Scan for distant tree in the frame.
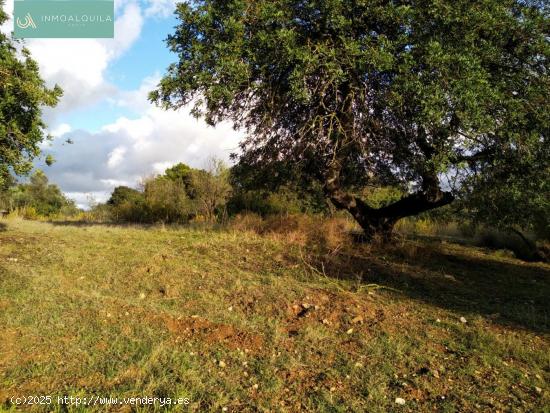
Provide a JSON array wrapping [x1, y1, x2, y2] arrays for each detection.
[[143, 176, 193, 223], [0, 3, 62, 187], [192, 158, 232, 221], [462, 140, 549, 260], [152, 0, 549, 240], [164, 163, 196, 196], [107, 186, 143, 207], [7, 170, 77, 216]]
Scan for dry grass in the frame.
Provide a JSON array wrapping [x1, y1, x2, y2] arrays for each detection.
[[0, 217, 548, 412]]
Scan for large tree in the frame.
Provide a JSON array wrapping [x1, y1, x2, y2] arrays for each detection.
[[0, 3, 62, 187], [151, 0, 549, 239]]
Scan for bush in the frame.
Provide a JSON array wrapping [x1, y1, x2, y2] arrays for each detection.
[[0, 170, 78, 218]]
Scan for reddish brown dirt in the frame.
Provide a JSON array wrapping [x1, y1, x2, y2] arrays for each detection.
[[162, 315, 264, 353]]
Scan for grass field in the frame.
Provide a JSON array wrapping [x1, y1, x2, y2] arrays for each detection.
[[0, 218, 548, 412]]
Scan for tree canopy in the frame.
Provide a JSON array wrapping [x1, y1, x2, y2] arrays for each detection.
[[152, 0, 549, 239], [0, 3, 62, 187], [0, 170, 77, 216]]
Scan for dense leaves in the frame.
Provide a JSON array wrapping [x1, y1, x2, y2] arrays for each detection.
[[0, 3, 62, 187], [106, 161, 232, 223], [152, 0, 549, 238]]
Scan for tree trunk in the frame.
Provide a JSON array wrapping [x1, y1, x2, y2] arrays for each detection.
[[324, 164, 454, 242]]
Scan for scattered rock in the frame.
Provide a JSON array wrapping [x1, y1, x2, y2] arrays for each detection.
[[535, 386, 542, 394], [322, 319, 331, 325], [218, 360, 226, 368], [433, 369, 440, 379], [395, 397, 406, 405], [252, 383, 259, 390], [436, 319, 441, 323], [351, 316, 364, 324], [354, 362, 363, 368], [139, 293, 146, 300], [346, 328, 354, 335], [460, 317, 467, 323]]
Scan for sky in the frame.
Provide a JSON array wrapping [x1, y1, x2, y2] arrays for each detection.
[[1, 0, 243, 208]]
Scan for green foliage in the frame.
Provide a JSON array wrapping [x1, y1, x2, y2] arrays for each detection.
[[164, 162, 195, 196], [107, 186, 143, 207], [191, 158, 232, 221], [0, 3, 62, 186], [462, 141, 550, 240], [143, 176, 193, 223], [0, 170, 77, 216], [152, 0, 549, 234], [106, 160, 232, 223], [361, 186, 403, 209], [228, 186, 327, 216]]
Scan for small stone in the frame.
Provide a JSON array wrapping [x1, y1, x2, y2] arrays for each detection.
[[351, 316, 364, 324], [436, 319, 441, 323], [302, 303, 311, 309], [535, 374, 542, 380], [460, 317, 467, 323], [191, 314, 199, 318], [433, 369, 440, 378], [354, 362, 363, 368], [222, 408, 228, 412], [228, 306, 233, 311], [124, 311, 130, 316], [330, 387, 336, 392], [252, 384, 259, 390], [535, 386, 542, 394], [395, 397, 406, 405], [139, 293, 146, 300], [346, 328, 354, 335], [219, 360, 226, 368], [322, 319, 330, 325]]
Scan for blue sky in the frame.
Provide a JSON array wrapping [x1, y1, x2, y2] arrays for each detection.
[[1, 0, 242, 207]]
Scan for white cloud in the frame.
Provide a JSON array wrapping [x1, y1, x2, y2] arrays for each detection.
[[107, 146, 127, 169], [1, 0, 144, 117], [43, 82, 243, 207], [144, 0, 179, 18], [49, 123, 72, 137]]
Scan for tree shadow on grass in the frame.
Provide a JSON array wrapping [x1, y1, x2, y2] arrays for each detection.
[[0, 222, 6, 232], [49, 220, 145, 228], [308, 239, 550, 334], [49, 220, 222, 232]]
